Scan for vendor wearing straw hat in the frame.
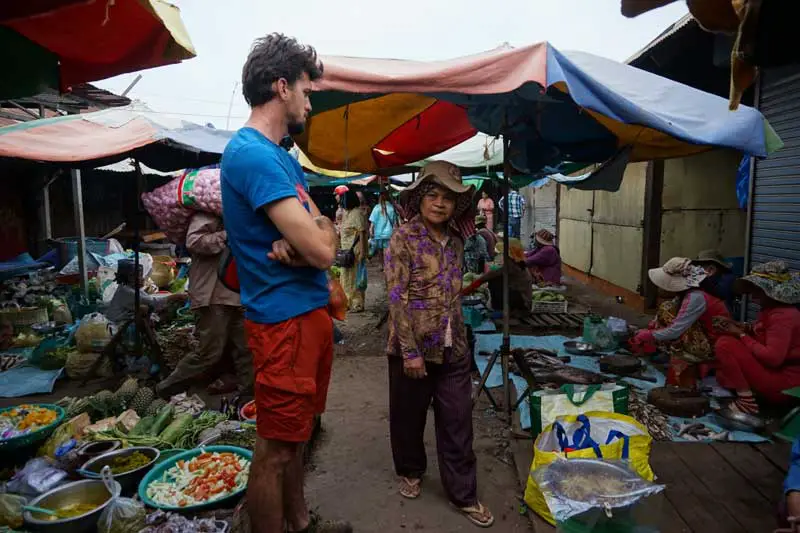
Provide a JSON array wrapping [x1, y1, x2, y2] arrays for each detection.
[[524, 229, 562, 286], [385, 161, 494, 528], [630, 257, 731, 386], [713, 261, 800, 415], [692, 249, 738, 314]]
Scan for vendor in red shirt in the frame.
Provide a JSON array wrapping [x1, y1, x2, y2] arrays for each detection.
[[714, 261, 800, 415]]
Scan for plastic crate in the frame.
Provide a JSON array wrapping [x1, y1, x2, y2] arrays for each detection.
[[531, 300, 568, 314]]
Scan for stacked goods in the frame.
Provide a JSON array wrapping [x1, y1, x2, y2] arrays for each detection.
[[141, 166, 221, 245]]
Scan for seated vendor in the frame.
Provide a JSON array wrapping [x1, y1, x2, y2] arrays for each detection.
[[524, 229, 561, 285], [463, 220, 490, 275], [462, 238, 532, 317], [104, 259, 187, 325], [713, 261, 800, 415], [631, 257, 730, 384], [475, 215, 497, 261], [692, 249, 738, 314]]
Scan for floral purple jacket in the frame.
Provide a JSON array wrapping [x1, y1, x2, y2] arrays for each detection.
[[384, 216, 467, 364]]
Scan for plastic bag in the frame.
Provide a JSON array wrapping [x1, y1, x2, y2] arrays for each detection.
[[141, 178, 194, 245], [38, 413, 90, 458], [356, 261, 368, 292], [178, 166, 222, 213], [6, 458, 67, 496], [65, 350, 112, 379], [524, 412, 654, 525], [0, 493, 26, 528], [75, 313, 112, 353], [328, 278, 347, 321], [533, 458, 664, 533], [98, 467, 146, 533]]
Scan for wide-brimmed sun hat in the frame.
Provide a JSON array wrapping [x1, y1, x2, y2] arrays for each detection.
[[692, 249, 732, 270], [734, 261, 800, 304], [400, 161, 474, 219], [534, 229, 555, 246], [648, 257, 708, 293], [495, 238, 525, 263]]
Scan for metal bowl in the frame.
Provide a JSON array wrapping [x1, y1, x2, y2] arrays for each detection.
[[714, 406, 766, 432], [563, 341, 596, 356], [76, 440, 121, 462], [79, 446, 159, 495], [23, 479, 119, 533]]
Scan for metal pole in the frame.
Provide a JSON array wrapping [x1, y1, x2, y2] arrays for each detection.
[[133, 160, 144, 356], [501, 131, 512, 424], [741, 76, 761, 321], [70, 169, 89, 299], [43, 183, 52, 240]]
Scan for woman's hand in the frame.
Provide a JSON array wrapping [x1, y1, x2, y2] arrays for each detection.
[[403, 357, 427, 379], [714, 317, 746, 337]]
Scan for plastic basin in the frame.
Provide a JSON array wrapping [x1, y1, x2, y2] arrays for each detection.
[[138, 445, 252, 513]]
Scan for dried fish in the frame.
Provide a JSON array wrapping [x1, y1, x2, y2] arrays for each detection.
[[629, 394, 672, 441]]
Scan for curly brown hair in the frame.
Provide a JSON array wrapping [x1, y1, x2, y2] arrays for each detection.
[[241, 33, 323, 107]]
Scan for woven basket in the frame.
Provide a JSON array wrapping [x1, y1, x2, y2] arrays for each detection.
[[0, 306, 49, 329], [531, 300, 568, 314]]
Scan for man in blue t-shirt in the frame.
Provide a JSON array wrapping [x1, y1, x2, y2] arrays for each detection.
[[221, 33, 350, 533]]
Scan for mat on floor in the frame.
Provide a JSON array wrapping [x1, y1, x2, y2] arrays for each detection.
[[0, 365, 63, 398], [473, 334, 767, 442]]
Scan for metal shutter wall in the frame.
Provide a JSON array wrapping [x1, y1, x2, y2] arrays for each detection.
[[748, 65, 800, 318]]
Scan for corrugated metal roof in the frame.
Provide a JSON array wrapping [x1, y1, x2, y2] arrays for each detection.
[[626, 14, 696, 65]]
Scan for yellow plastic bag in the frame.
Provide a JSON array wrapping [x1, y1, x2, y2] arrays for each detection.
[[523, 411, 654, 525]]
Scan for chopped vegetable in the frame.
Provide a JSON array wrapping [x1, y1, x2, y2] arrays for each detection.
[[109, 451, 152, 474], [146, 452, 250, 507], [0, 405, 58, 440]]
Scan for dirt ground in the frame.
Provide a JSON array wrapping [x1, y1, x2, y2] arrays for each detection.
[[307, 263, 533, 532]]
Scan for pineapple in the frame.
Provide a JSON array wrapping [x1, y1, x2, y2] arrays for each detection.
[[146, 398, 167, 417], [89, 389, 114, 417], [129, 387, 155, 416], [66, 398, 91, 419], [113, 377, 139, 408]]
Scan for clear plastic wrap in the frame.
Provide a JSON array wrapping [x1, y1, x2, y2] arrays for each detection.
[[97, 467, 147, 533], [533, 458, 664, 533]]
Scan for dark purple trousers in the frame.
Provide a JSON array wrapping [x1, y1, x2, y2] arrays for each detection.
[[388, 351, 478, 507]]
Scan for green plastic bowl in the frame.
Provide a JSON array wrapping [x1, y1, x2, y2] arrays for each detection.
[[0, 403, 65, 451], [138, 445, 252, 512]]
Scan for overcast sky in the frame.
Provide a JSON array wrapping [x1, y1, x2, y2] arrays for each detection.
[[96, 0, 688, 129]]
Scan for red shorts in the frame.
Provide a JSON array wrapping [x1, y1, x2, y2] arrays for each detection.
[[245, 308, 333, 443]]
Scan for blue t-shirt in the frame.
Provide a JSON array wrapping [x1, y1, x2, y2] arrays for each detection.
[[221, 127, 328, 324], [369, 203, 397, 240]]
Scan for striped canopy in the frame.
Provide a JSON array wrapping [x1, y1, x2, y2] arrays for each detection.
[[297, 43, 781, 174]]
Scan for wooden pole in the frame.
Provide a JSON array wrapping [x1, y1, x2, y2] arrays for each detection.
[[501, 129, 512, 424]]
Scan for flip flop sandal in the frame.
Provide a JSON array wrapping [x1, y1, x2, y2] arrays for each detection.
[[455, 502, 495, 528], [399, 477, 422, 499]]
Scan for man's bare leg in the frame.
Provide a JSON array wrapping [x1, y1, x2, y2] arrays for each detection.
[[248, 437, 298, 533], [284, 444, 309, 532]]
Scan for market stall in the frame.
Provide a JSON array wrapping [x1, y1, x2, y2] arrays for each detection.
[[0, 389, 257, 532], [298, 42, 781, 424]]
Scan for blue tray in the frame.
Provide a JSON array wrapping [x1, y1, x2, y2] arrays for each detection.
[[138, 445, 252, 512]]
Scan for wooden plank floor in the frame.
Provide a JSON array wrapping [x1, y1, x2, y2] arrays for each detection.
[[519, 440, 792, 532]]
